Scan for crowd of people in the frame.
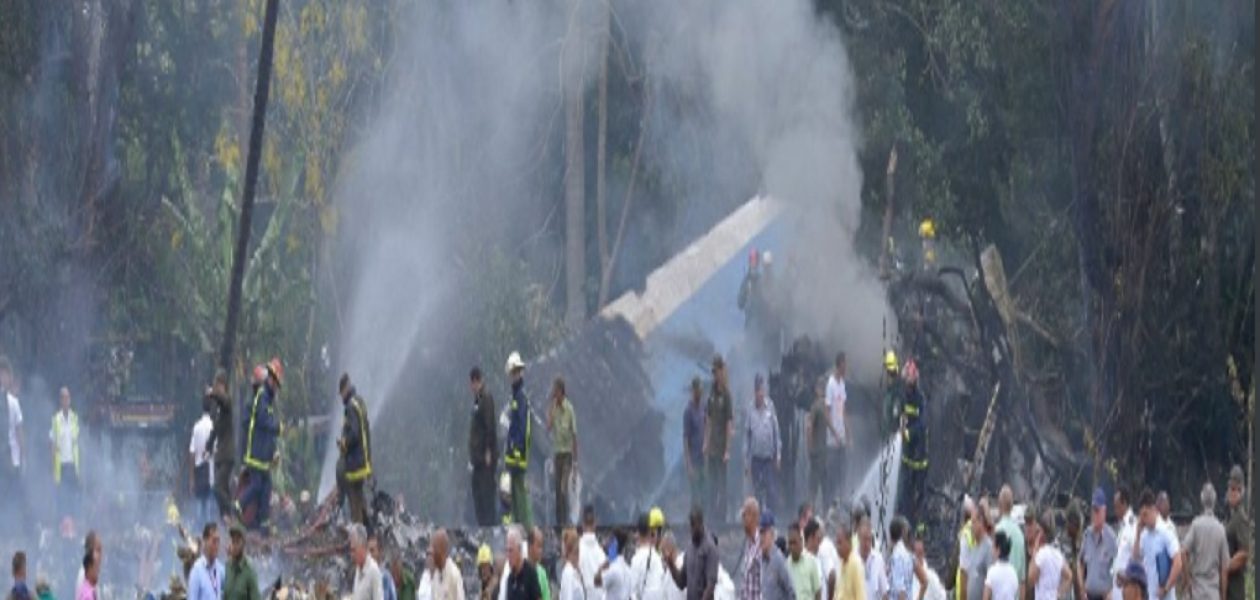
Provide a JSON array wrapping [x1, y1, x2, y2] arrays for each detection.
[[328, 463, 1251, 600]]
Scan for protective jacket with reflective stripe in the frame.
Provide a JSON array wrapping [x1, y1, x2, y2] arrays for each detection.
[[341, 391, 372, 482]]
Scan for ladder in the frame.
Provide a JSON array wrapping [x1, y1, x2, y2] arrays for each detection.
[[963, 381, 1002, 496]]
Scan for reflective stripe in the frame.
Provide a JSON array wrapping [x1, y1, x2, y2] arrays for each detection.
[[903, 404, 920, 417], [243, 387, 270, 471], [504, 398, 531, 470], [52, 412, 79, 483], [901, 455, 928, 470], [345, 398, 373, 482]]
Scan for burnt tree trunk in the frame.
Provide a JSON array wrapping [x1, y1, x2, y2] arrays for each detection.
[[563, 0, 587, 326]]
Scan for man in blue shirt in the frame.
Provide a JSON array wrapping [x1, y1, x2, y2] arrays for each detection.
[[188, 523, 226, 600], [683, 378, 707, 516], [1131, 490, 1182, 600], [888, 517, 916, 600]]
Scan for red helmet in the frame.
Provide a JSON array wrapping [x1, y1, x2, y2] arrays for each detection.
[[902, 360, 919, 385], [267, 357, 284, 387]]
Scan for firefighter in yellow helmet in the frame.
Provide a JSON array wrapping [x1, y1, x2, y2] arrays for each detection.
[[919, 218, 937, 269], [882, 350, 902, 434], [337, 372, 373, 528]]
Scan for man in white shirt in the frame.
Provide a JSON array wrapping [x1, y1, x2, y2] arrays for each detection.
[[0, 358, 29, 536], [1111, 487, 1140, 600], [430, 529, 465, 600], [596, 529, 633, 600], [859, 520, 888, 600], [630, 513, 668, 599], [805, 519, 838, 600], [351, 524, 385, 600], [824, 353, 849, 500], [189, 396, 216, 526], [580, 505, 607, 600], [1, 360, 24, 472], [50, 387, 81, 520]]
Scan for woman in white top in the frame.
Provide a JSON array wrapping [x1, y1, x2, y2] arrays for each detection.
[[1027, 511, 1070, 600], [984, 531, 1019, 600], [560, 528, 587, 600]]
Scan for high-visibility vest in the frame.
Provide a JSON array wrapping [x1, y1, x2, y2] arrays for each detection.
[[243, 386, 275, 471], [344, 396, 373, 482], [51, 410, 79, 483]]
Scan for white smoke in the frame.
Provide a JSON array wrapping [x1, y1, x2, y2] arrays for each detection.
[[324, 0, 891, 498]]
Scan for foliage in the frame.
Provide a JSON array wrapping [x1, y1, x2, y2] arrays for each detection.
[[0, 0, 1251, 511], [826, 0, 1254, 492]]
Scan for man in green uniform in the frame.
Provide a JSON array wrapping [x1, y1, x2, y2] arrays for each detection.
[[704, 354, 734, 526], [224, 524, 260, 600], [546, 376, 578, 527], [1225, 465, 1251, 600]]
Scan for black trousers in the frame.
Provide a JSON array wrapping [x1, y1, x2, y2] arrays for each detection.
[[554, 452, 573, 526], [214, 458, 235, 519], [899, 464, 927, 526], [471, 464, 498, 527]]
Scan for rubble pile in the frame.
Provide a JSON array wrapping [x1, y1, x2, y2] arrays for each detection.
[[242, 490, 491, 597]]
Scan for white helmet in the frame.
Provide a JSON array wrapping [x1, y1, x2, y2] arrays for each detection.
[[505, 351, 525, 374], [762, 250, 773, 266]]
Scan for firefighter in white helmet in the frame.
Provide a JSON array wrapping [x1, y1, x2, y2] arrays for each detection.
[[504, 352, 533, 530]]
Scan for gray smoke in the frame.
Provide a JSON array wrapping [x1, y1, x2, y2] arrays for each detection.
[[324, 0, 891, 498]]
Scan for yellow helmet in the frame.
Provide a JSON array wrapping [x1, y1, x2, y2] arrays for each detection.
[[477, 544, 493, 567], [649, 507, 666, 529], [919, 219, 936, 239], [884, 350, 899, 374], [165, 496, 181, 526]]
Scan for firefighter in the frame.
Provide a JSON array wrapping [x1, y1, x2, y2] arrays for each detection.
[[338, 373, 373, 528], [504, 351, 533, 530], [881, 350, 902, 435], [237, 358, 282, 532], [919, 219, 937, 269], [897, 360, 928, 528]]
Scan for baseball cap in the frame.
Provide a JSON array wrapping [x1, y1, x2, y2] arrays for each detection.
[[1229, 465, 1245, 486], [759, 510, 775, 530], [1092, 487, 1108, 509], [1122, 561, 1147, 592]]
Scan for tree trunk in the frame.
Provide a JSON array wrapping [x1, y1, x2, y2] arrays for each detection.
[[598, 76, 650, 308], [877, 147, 898, 280], [563, 7, 587, 327], [594, 1, 610, 301], [219, 0, 280, 373]]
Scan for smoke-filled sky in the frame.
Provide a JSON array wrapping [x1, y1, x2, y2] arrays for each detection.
[[324, 0, 890, 498]]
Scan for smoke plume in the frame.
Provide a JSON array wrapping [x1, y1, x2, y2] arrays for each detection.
[[325, 0, 891, 501]]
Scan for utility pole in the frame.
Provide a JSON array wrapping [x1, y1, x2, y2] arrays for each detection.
[[219, 0, 281, 374]]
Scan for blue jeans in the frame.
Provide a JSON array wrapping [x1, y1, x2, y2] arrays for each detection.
[[751, 456, 777, 515], [194, 494, 217, 528], [239, 468, 272, 529]]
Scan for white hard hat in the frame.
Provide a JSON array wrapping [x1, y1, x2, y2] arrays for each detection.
[[505, 351, 525, 374], [762, 250, 773, 266]]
